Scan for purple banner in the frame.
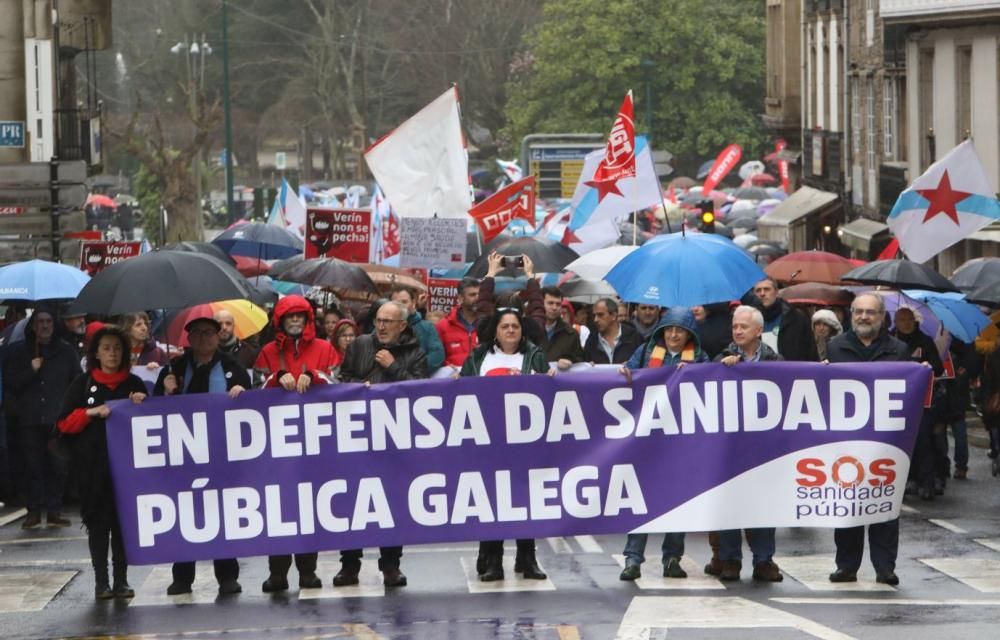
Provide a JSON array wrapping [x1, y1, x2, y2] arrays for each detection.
[[105, 362, 931, 565]]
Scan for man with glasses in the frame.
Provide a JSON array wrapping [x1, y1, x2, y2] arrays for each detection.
[[337, 300, 428, 587], [825, 292, 910, 586], [583, 298, 643, 364], [155, 316, 250, 596]]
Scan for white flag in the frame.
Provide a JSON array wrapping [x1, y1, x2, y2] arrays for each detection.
[[364, 87, 471, 219]]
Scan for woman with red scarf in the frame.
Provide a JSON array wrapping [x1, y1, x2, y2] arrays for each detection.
[[57, 327, 147, 599]]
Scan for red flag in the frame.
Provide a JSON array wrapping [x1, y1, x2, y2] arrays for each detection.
[[585, 91, 637, 201], [468, 176, 537, 243], [383, 211, 400, 258], [702, 144, 743, 194], [775, 139, 790, 193]]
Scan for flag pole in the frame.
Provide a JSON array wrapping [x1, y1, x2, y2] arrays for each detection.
[[645, 146, 673, 234]]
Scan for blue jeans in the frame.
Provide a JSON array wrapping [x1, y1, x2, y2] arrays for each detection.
[[623, 533, 685, 566], [718, 528, 776, 565], [950, 419, 969, 470]]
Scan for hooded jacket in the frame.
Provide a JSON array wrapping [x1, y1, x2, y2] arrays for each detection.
[[625, 307, 709, 369], [406, 309, 445, 370], [254, 295, 340, 387], [436, 305, 480, 368], [338, 326, 428, 384]]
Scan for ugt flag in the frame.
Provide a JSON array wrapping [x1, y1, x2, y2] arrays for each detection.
[[468, 176, 536, 243], [563, 136, 663, 254], [887, 140, 1000, 264], [585, 91, 637, 201]]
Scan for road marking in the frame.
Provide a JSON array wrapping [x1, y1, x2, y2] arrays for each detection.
[[975, 538, 1000, 553], [0, 559, 91, 567], [0, 508, 27, 527], [0, 570, 76, 613], [546, 537, 573, 554], [461, 556, 555, 594], [612, 554, 724, 591], [778, 554, 895, 592], [297, 560, 385, 600], [899, 504, 920, 514], [132, 564, 255, 606], [614, 595, 855, 640], [918, 558, 1000, 593], [773, 597, 1000, 606], [928, 519, 967, 534], [574, 535, 603, 553], [556, 624, 582, 640], [0, 535, 88, 545]]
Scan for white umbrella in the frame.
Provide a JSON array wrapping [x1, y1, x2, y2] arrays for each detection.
[[739, 160, 766, 180], [564, 245, 639, 281], [733, 233, 758, 248]]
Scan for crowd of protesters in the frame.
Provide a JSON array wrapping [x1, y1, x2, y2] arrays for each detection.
[[0, 251, 997, 600]]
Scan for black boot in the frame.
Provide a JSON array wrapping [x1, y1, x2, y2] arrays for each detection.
[[476, 554, 488, 576], [479, 555, 504, 582], [514, 551, 547, 580], [94, 566, 113, 600], [112, 564, 134, 599]]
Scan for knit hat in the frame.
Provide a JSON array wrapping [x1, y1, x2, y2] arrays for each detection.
[[811, 309, 843, 335], [85, 321, 106, 343]]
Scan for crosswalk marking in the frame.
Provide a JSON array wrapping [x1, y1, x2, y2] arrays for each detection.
[[297, 560, 385, 600], [546, 537, 573, 554], [614, 596, 854, 640], [0, 570, 76, 612], [772, 597, 1000, 606], [612, 555, 725, 591], [928, 519, 967, 534], [918, 558, 1000, 593], [460, 556, 556, 593], [0, 509, 27, 528], [574, 535, 603, 553], [132, 565, 233, 606], [975, 538, 1000, 553], [777, 555, 895, 592]]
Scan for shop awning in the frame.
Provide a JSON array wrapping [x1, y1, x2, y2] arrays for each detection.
[[839, 217, 889, 252], [758, 186, 838, 229]]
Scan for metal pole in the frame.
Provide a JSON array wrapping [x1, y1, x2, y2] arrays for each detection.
[[222, 0, 236, 224]]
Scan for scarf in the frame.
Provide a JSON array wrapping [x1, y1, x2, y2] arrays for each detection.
[[182, 357, 229, 394], [91, 368, 131, 390], [647, 341, 696, 368]]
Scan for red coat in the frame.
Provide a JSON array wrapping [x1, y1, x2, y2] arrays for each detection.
[[255, 295, 340, 387], [436, 305, 479, 367]]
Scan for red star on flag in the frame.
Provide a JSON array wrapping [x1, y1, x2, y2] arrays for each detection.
[[561, 226, 581, 245], [583, 177, 625, 202], [916, 170, 972, 225]]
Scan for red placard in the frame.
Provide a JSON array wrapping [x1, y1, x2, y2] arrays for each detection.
[[305, 207, 372, 263], [0, 206, 24, 216], [427, 277, 461, 312], [79, 241, 143, 275]]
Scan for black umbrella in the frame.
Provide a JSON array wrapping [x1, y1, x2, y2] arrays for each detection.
[[951, 257, 1000, 293], [729, 187, 771, 201], [466, 230, 513, 262], [270, 256, 378, 299], [70, 250, 255, 315], [466, 237, 580, 278], [163, 241, 235, 264], [966, 281, 1000, 308], [726, 215, 758, 231], [212, 222, 303, 260], [840, 259, 958, 293]]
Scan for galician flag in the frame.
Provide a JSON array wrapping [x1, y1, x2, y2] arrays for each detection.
[[267, 178, 307, 240], [887, 140, 1000, 263], [563, 135, 662, 254]]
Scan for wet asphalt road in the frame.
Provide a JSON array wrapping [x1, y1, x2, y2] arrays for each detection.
[[0, 431, 997, 640]]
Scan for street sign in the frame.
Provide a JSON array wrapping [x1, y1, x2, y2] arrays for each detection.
[[0, 184, 87, 208], [275, 151, 287, 171], [527, 143, 604, 199], [0, 121, 25, 148], [0, 161, 87, 186], [0, 211, 85, 235]]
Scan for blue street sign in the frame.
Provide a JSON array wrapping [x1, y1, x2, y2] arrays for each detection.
[[0, 121, 25, 148]]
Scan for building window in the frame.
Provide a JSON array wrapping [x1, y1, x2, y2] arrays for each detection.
[[852, 76, 862, 163], [865, 0, 876, 48], [957, 46, 972, 140], [806, 25, 814, 129], [883, 77, 895, 160], [918, 49, 935, 169]]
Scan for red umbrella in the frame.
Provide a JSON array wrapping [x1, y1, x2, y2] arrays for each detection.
[[765, 251, 856, 285], [232, 255, 270, 277], [778, 282, 854, 307], [86, 194, 117, 209]]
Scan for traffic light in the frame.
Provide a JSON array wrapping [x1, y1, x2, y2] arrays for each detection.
[[698, 199, 716, 233]]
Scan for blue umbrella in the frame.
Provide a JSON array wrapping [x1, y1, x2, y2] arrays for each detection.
[[212, 222, 303, 260], [902, 289, 993, 343], [605, 232, 766, 307], [0, 259, 90, 301]]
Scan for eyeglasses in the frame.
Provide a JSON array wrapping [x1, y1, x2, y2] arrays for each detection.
[[851, 308, 880, 317]]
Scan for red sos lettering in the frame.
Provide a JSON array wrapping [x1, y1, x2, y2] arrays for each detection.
[[795, 457, 896, 487]]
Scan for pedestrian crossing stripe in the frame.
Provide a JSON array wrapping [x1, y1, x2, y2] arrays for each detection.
[[612, 554, 725, 590], [776, 555, 895, 592], [918, 558, 1000, 593], [0, 571, 76, 612]]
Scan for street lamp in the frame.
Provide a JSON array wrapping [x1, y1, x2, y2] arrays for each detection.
[[171, 33, 212, 239]]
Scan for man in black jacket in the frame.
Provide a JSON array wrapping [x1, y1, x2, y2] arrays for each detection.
[[583, 298, 643, 364], [751, 278, 818, 362], [154, 317, 250, 597], [4, 306, 81, 528], [827, 293, 912, 587], [891, 307, 944, 501], [541, 286, 584, 370], [336, 301, 427, 588]]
